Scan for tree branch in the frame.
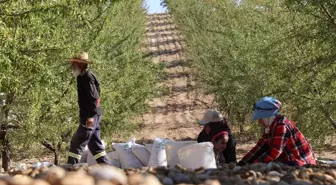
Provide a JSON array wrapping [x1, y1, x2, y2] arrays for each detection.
[[61, 130, 72, 142], [0, 4, 69, 17], [38, 78, 74, 123], [41, 140, 55, 153], [0, 124, 20, 130], [320, 106, 336, 130], [320, 3, 336, 27], [287, 89, 336, 130]]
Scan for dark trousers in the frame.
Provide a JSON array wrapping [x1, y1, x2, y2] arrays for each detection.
[[67, 115, 110, 164]]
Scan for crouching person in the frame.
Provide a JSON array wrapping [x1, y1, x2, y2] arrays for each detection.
[[197, 109, 237, 164], [212, 131, 229, 167], [238, 97, 317, 167]]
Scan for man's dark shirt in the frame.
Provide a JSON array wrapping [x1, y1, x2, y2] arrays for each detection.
[[77, 69, 102, 119]]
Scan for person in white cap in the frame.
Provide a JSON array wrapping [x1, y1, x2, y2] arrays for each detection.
[[66, 52, 110, 165], [197, 109, 237, 164]]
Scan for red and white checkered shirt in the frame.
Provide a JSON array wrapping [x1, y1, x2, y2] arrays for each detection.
[[242, 115, 317, 166]]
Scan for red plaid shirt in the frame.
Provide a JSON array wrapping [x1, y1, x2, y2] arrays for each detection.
[[242, 115, 316, 166]]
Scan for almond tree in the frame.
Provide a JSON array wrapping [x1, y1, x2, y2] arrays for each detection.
[[0, 0, 159, 170], [165, 0, 336, 145]]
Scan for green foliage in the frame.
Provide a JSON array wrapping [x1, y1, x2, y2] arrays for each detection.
[[0, 0, 160, 163], [165, 0, 336, 145]]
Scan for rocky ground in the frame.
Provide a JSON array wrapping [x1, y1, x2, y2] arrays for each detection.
[[2, 163, 336, 185]]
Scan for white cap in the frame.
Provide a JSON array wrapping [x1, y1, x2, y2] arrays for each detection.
[[197, 109, 223, 125]]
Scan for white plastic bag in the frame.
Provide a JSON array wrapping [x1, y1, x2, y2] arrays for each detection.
[[165, 140, 197, 167], [131, 145, 150, 166], [106, 151, 122, 168], [148, 138, 170, 167], [113, 138, 144, 169], [145, 144, 153, 153], [178, 142, 217, 169]]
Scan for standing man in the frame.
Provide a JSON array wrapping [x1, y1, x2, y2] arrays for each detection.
[[66, 52, 110, 164]]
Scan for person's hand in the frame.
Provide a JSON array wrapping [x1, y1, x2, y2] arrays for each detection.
[[86, 117, 94, 128], [237, 160, 246, 166]]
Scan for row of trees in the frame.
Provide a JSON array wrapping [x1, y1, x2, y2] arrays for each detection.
[[165, 0, 336, 145], [0, 0, 160, 170]]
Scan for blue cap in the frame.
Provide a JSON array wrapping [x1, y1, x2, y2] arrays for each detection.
[[252, 97, 281, 121]]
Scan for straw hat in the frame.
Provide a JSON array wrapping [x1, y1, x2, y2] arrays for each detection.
[[66, 52, 93, 64]]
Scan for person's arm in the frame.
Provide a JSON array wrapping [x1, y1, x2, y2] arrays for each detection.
[[238, 133, 268, 165], [247, 143, 269, 163], [223, 133, 237, 163], [254, 124, 288, 163]]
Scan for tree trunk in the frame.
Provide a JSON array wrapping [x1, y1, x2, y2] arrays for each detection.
[[54, 151, 59, 165], [54, 142, 62, 165], [41, 140, 56, 164], [42, 140, 63, 165], [1, 93, 14, 172], [238, 113, 245, 134], [239, 124, 244, 134], [1, 137, 10, 172]]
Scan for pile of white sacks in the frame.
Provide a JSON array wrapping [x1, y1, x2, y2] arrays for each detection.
[[80, 138, 218, 170]]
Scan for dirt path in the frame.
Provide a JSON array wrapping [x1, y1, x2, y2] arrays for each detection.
[[132, 13, 214, 141]]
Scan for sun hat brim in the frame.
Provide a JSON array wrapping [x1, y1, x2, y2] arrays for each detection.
[[197, 119, 210, 125]]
